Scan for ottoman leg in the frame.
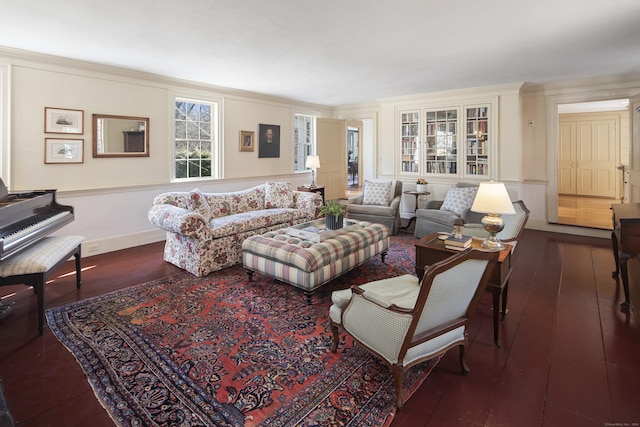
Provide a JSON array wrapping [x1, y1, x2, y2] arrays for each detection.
[[380, 250, 388, 264], [304, 291, 313, 305], [246, 270, 254, 281]]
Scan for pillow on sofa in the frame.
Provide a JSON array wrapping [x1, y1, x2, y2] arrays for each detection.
[[265, 181, 294, 208], [362, 180, 393, 205], [189, 188, 213, 221], [440, 186, 478, 215]]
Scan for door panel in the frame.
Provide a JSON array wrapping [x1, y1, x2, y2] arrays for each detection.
[[316, 118, 347, 200], [558, 122, 576, 194], [629, 95, 640, 202]]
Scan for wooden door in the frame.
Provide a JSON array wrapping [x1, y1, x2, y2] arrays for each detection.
[[316, 118, 347, 200], [558, 121, 577, 194], [559, 113, 618, 197], [629, 95, 640, 202]]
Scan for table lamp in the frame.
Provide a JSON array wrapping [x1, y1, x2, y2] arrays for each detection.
[[306, 155, 320, 188], [470, 181, 515, 250]]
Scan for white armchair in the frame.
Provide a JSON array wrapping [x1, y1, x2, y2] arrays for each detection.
[[329, 248, 499, 408]]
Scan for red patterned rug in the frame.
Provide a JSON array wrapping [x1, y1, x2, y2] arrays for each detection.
[[46, 234, 439, 426]]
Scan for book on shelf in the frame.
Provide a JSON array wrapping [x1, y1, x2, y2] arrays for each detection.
[[443, 234, 472, 247]]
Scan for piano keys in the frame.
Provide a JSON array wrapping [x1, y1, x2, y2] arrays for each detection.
[[0, 179, 74, 260]]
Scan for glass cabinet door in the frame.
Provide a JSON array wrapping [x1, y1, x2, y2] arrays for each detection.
[[425, 108, 458, 174], [465, 106, 489, 176], [400, 111, 420, 173]]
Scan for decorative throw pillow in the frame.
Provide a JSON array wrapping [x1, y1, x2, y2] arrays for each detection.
[[362, 180, 393, 206], [189, 188, 212, 221], [440, 186, 478, 216], [264, 181, 294, 208]]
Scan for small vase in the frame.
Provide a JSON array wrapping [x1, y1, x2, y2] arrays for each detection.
[[416, 184, 427, 193], [326, 214, 344, 230]]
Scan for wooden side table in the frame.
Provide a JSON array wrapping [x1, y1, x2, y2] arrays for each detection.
[[400, 190, 430, 230], [415, 232, 512, 347], [297, 185, 325, 204]]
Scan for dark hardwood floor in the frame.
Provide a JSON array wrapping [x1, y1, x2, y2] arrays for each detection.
[[1, 228, 639, 426]]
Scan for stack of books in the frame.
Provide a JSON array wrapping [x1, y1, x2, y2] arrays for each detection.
[[443, 234, 473, 251]]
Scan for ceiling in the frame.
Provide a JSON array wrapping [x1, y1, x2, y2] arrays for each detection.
[[1, 0, 640, 106]]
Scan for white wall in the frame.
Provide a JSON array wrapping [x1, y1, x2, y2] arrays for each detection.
[[1, 49, 333, 256]]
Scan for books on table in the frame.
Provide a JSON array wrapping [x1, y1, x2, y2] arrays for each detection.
[[443, 234, 472, 250]]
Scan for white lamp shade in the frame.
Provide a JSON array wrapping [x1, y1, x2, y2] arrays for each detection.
[[471, 181, 516, 215], [306, 155, 320, 169]]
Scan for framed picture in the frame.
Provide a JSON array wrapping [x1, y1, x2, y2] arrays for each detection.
[[45, 138, 84, 164], [44, 107, 84, 134], [239, 130, 254, 152], [258, 124, 280, 158]]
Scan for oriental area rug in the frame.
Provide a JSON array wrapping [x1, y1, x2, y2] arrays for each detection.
[[46, 234, 439, 427]]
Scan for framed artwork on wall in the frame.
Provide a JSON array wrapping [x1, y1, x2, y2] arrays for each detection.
[[239, 130, 254, 152], [44, 138, 84, 164], [258, 124, 280, 158], [44, 107, 84, 134]]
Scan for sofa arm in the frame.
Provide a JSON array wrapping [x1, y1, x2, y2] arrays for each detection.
[[148, 204, 209, 239], [293, 191, 323, 216]]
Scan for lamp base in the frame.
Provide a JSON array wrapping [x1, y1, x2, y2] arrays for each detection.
[[480, 214, 505, 250]]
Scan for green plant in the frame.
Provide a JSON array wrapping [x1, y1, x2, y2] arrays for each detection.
[[319, 200, 346, 220]]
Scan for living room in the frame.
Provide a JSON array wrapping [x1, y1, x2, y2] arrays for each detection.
[[1, 1, 640, 426]]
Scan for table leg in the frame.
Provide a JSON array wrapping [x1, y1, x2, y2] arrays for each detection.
[[619, 255, 631, 310], [492, 289, 500, 347]]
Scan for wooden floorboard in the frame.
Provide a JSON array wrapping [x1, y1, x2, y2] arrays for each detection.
[[0, 232, 639, 427]]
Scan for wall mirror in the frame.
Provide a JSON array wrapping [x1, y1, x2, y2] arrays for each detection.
[[93, 114, 149, 157]]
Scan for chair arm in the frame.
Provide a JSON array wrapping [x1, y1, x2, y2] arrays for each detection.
[[347, 194, 364, 205], [342, 291, 414, 364], [424, 200, 443, 209], [148, 204, 209, 239], [389, 195, 402, 211]]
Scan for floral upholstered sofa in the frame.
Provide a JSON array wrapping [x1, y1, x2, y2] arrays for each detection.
[[148, 182, 323, 276]]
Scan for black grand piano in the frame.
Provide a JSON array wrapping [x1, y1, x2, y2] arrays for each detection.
[[0, 178, 74, 260]]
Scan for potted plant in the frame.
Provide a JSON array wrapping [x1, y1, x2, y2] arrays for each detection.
[[319, 200, 346, 230], [416, 178, 428, 193]]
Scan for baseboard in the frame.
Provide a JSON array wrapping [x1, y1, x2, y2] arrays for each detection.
[[78, 229, 166, 258], [526, 219, 610, 239]]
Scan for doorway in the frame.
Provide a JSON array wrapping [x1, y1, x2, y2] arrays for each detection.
[[556, 99, 629, 229], [347, 120, 363, 198]]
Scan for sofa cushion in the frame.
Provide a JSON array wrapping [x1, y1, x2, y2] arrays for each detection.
[[189, 189, 212, 221], [265, 181, 294, 208], [362, 180, 393, 205], [440, 186, 477, 215]]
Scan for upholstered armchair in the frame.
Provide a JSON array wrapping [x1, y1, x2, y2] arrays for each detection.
[[329, 249, 499, 408], [346, 180, 403, 235], [414, 182, 484, 238]]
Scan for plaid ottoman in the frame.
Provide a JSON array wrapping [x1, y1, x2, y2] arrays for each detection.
[[242, 221, 389, 304]]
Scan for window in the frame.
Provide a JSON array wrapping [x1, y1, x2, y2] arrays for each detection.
[[174, 98, 219, 179], [293, 114, 316, 172]]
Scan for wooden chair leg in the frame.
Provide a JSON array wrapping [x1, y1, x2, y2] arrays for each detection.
[[330, 323, 340, 353], [392, 364, 404, 409], [459, 344, 470, 374]]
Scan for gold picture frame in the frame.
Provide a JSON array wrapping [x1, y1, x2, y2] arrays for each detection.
[[239, 130, 254, 152]]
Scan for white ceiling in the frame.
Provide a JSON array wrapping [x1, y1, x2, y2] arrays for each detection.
[[1, 0, 640, 106]]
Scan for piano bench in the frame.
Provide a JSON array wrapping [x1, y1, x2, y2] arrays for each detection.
[[0, 235, 84, 335]]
